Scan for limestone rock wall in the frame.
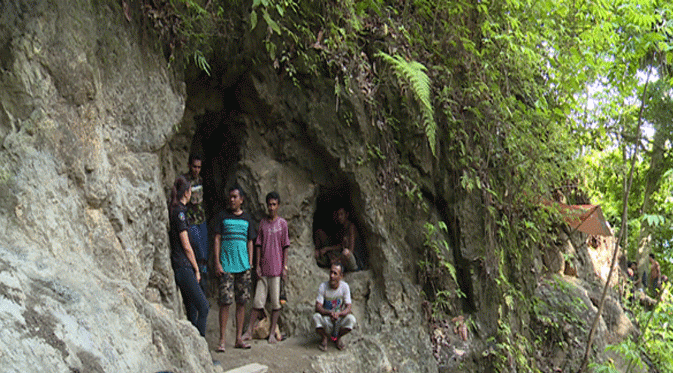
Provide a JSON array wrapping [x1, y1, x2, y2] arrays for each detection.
[[0, 1, 219, 372]]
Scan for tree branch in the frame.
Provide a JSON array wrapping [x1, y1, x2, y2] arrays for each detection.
[[577, 64, 653, 373]]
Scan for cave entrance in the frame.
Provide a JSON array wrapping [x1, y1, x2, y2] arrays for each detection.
[[312, 182, 369, 271], [193, 109, 244, 221], [184, 73, 253, 226], [178, 73, 251, 302]]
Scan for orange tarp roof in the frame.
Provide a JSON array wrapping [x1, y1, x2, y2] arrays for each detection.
[[545, 202, 613, 237]]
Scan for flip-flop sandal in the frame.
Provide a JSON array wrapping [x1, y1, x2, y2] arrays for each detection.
[[216, 345, 226, 353], [234, 342, 251, 349], [318, 342, 328, 351]]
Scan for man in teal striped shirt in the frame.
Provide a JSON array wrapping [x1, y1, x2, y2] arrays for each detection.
[[213, 185, 257, 351]]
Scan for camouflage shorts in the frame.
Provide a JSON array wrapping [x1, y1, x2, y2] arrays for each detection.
[[217, 270, 251, 306]]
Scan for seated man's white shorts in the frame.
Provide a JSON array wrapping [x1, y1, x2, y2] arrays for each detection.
[[312, 313, 356, 334]]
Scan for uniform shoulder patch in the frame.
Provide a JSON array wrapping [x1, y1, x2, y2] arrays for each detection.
[[178, 212, 186, 221]]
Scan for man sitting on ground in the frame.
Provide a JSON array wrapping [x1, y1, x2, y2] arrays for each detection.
[[312, 262, 356, 351]]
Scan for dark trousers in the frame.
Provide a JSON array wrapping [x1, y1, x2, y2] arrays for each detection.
[[189, 222, 210, 294], [174, 266, 209, 337], [189, 222, 209, 266], [189, 222, 209, 295]]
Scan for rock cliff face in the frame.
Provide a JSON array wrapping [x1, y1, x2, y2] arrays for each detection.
[[0, 1, 636, 372], [0, 1, 215, 372]]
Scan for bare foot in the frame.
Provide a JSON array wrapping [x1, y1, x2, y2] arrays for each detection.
[[268, 334, 277, 344], [318, 337, 328, 351], [241, 330, 252, 341]]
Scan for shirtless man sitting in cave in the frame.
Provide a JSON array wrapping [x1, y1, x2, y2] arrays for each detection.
[[314, 207, 365, 272]]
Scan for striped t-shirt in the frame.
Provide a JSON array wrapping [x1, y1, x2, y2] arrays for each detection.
[[213, 210, 256, 273]]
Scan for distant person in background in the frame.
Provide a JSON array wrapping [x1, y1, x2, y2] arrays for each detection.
[[625, 261, 642, 306], [314, 207, 365, 272], [649, 253, 661, 296], [627, 261, 641, 288], [313, 262, 356, 351], [183, 154, 209, 293], [169, 176, 209, 337], [242, 191, 290, 344], [213, 185, 256, 351]]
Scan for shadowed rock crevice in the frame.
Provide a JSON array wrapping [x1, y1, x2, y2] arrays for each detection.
[[430, 192, 476, 315], [75, 351, 104, 373], [22, 306, 68, 358]]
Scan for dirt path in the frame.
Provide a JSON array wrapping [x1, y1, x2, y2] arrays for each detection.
[[204, 299, 323, 373]]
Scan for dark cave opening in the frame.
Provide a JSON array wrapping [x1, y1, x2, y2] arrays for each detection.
[[193, 107, 245, 221], [312, 181, 369, 272], [184, 71, 259, 225], [179, 72, 254, 300]]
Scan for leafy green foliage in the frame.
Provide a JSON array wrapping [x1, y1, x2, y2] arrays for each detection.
[[637, 288, 673, 370], [595, 286, 673, 372], [193, 50, 211, 76], [489, 319, 540, 373], [583, 77, 673, 271], [249, 0, 299, 63], [419, 221, 463, 317], [605, 339, 645, 372], [141, 0, 227, 73], [588, 359, 620, 373], [642, 213, 665, 227], [377, 52, 436, 155]]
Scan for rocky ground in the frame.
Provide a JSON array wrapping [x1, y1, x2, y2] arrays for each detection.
[[204, 298, 341, 373]]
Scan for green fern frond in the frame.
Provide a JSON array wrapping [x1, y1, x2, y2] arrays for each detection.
[[377, 52, 436, 156], [193, 50, 211, 76]]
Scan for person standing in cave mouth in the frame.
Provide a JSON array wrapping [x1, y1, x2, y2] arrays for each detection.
[[213, 185, 257, 351], [183, 154, 209, 293]]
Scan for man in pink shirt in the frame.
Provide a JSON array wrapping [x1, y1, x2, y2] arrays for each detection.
[[243, 191, 290, 343]]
